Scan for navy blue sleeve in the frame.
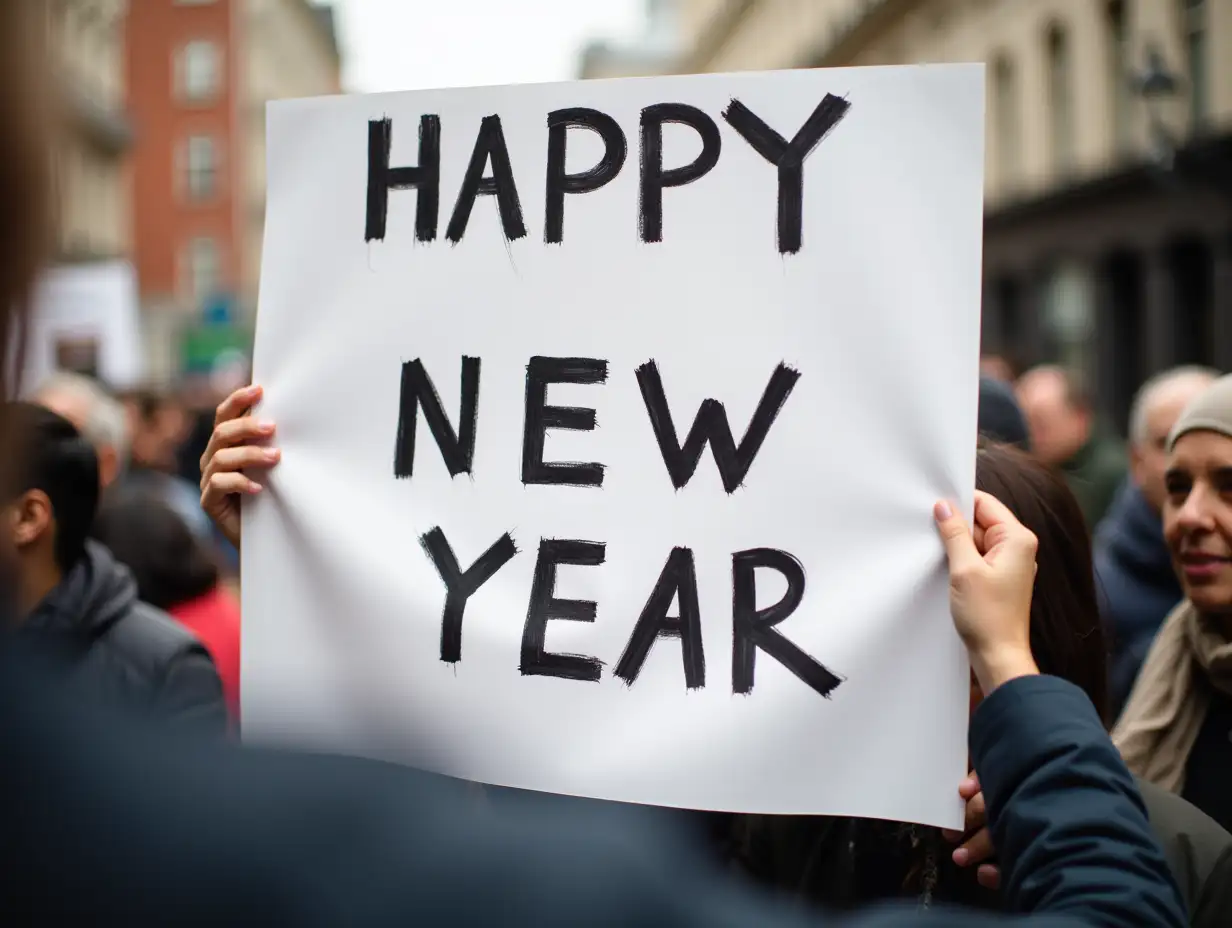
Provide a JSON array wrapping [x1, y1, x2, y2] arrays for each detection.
[[971, 675, 1186, 927]]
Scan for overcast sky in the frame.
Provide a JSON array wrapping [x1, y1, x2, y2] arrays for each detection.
[[332, 0, 646, 93]]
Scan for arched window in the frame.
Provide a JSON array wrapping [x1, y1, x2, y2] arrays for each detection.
[[991, 54, 1019, 189], [1181, 0, 1209, 130], [1046, 23, 1075, 175], [1106, 1, 1131, 153]]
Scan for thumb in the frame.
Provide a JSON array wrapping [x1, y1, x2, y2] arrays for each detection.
[[934, 500, 981, 575]]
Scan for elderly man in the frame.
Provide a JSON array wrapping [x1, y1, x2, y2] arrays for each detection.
[[1016, 365, 1127, 526], [32, 371, 128, 489], [1095, 366, 1219, 719]]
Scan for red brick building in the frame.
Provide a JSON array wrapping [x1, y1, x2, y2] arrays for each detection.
[[126, 0, 340, 380]]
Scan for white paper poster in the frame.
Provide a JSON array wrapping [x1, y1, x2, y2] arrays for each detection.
[[245, 64, 985, 829], [21, 260, 145, 393]]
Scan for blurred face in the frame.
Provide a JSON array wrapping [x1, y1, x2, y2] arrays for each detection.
[[1164, 431, 1232, 617], [1132, 380, 1213, 513], [1017, 374, 1090, 467], [33, 389, 120, 489], [980, 355, 1014, 384], [129, 400, 187, 472]]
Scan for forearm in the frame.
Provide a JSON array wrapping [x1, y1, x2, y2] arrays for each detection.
[[972, 676, 1185, 928]]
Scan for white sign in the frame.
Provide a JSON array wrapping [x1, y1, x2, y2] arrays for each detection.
[[245, 64, 984, 829], [21, 259, 145, 393]]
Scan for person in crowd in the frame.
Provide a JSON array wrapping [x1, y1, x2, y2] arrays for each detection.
[[3, 401, 227, 734], [1016, 364, 1126, 526], [117, 387, 214, 540], [725, 439, 1231, 923], [978, 353, 1020, 385], [977, 376, 1031, 449], [92, 487, 241, 723], [1115, 373, 1232, 835], [1096, 367, 1220, 719], [0, 4, 1190, 923], [32, 370, 128, 489]]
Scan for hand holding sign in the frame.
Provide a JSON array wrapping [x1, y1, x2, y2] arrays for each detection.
[[200, 384, 279, 549], [933, 492, 1040, 696]]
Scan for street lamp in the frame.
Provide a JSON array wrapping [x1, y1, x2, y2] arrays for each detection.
[[1133, 43, 1181, 169]]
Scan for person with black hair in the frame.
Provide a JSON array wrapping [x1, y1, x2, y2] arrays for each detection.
[[4, 402, 227, 735], [92, 488, 241, 722]]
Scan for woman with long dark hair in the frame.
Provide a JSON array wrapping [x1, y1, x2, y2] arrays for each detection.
[[727, 442, 1107, 910], [728, 441, 1231, 924]]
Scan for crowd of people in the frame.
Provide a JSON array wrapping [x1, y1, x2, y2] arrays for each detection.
[[0, 2, 1230, 923]]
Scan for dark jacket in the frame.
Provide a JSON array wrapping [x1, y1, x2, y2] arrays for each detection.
[[1094, 481, 1183, 718], [0, 663, 1185, 927], [1139, 779, 1232, 927], [1061, 429, 1128, 528], [18, 541, 226, 735], [727, 769, 1222, 924]]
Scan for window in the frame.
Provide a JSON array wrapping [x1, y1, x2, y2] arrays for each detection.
[[992, 55, 1019, 188], [184, 237, 221, 306], [177, 40, 221, 102], [1047, 24, 1076, 175], [184, 135, 218, 200], [1181, 0, 1209, 129], [1107, 1, 1132, 154]]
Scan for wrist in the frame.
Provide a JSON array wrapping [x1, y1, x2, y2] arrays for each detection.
[[970, 647, 1038, 696]]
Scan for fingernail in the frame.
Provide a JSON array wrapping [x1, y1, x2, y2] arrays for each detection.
[[953, 848, 969, 866], [264, 448, 280, 461], [247, 482, 263, 494], [934, 501, 953, 522], [246, 384, 261, 396], [961, 776, 978, 792], [258, 420, 275, 433]]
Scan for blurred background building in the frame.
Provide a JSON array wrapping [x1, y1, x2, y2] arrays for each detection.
[[579, 0, 682, 79], [127, 0, 341, 384], [589, 0, 1232, 433], [52, 0, 133, 264]]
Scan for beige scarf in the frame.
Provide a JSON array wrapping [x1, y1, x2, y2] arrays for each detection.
[[1113, 600, 1232, 792]]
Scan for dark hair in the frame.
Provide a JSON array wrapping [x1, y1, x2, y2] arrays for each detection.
[[975, 439, 1108, 721], [122, 388, 177, 425], [91, 488, 219, 610], [728, 439, 1110, 911], [7, 402, 100, 571]]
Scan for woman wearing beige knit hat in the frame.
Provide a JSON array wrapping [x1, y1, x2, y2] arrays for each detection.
[[1114, 373, 1232, 832]]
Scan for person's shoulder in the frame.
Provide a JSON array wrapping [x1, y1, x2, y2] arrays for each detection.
[[96, 599, 212, 683], [1137, 777, 1232, 911]]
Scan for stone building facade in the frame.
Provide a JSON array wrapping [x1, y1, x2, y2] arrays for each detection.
[[676, 0, 1232, 429]]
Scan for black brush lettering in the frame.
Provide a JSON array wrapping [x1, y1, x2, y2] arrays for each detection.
[[522, 357, 608, 487], [635, 360, 799, 493], [545, 108, 628, 245], [365, 115, 441, 243], [394, 357, 480, 479], [446, 115, 527, 244], [520, 539, 606, 682], [614, 547, 704, 689], [731, 548, 842, 697], [639, 103, 721, 244], [421, 527, 518, 664], [722, 94, 851, 254]]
